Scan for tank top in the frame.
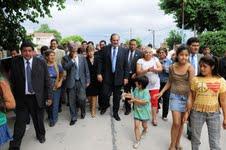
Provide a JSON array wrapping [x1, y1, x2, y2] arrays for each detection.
[[169, 65, 190, 96]]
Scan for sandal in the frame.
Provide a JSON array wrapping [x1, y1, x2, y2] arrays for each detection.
[[152, 120, 158, 126]]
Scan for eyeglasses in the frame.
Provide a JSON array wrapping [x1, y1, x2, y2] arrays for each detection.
[[144, 51, 152, 54]]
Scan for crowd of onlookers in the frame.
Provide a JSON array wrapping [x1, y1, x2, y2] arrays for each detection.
[[0, 34, 226, 150]]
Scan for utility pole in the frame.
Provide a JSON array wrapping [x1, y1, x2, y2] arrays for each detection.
[[129, 28, 132, 39], [148, 29, 155, 48], [181, 0, 185, 44]]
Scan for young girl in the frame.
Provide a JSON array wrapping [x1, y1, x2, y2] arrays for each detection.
[[0, 71, 15, 146], [125, 75, 151, 149], [184, 56, 226, 150], [157, 45, 195, 150]]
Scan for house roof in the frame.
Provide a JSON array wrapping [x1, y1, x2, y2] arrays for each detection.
[[33, 32, 54, 37]]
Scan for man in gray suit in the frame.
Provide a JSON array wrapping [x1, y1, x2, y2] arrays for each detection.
[[62, 44, 90, 126], [186, 37, 203, 140]]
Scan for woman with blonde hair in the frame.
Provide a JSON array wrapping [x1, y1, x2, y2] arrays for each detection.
[[86, 45, 99, 117]]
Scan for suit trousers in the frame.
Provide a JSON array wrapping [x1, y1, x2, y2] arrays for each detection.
[[124, 74, 136, 112], [160, 82, 170, 118], [68, 80, 86, 121], [101, 83, 122, 114], [9, 95, 45, 149]]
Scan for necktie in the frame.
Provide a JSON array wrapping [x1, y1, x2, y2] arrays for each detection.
[[129, 51, 133, 64], [191, 55, 196, 69], [26, 60, 34, 93], [112, 47, 117, 73], [74, 59, 80, 80]]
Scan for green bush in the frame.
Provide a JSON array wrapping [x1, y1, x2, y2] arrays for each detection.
[[199, 31, 226, 56], [60, 35, 84, 45]]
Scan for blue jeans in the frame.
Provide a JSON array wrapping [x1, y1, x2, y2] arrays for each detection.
[[48, 88, 61, 125], [190, 110, 221, 150]]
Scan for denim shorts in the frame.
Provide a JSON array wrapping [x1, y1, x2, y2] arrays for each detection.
[[169, 93, 187, 112]]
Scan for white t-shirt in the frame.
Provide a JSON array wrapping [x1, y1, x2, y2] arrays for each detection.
[[137, 57, 160, 90]]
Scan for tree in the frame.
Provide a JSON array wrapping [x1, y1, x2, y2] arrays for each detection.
[[199, 30, 226, 56], [159, 0, 226, 33], [0, 0, 66, 50], [166, 30, 182, 50], [36, 24, 62, 41], [60, 35, 84, 45], [125, 38, 142, 48]]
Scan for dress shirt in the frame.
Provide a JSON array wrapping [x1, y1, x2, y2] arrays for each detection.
[[23, 57, 35, 95]]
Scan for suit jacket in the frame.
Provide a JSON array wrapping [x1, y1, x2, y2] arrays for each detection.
[[126, 49, 143, 74], [189, 53, 203, 75], [97, 45, 129, 86], [10, 56, 52, 108], [54, 48, 65, 65], [62, 54, 90, 89]]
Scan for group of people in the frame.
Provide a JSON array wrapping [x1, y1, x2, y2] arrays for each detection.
[[0, 33, 226, 150]]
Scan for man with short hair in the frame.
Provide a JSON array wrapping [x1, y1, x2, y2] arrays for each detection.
[[186, 37, 203, 140], [99, 40, 107, 50], [50, 39, 65, 65], [10, 49, 19, 58], [62, 44, 90, 125], [97, 33, 129, 121], [124, 39, 142, 115], [9, 41, 52, 150]]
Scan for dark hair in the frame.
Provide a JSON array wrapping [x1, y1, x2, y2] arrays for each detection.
[[10, 49, 19, 54], [81, 41, 87, 45], [129, 39, 137, 44], [186, 37, 199, 46], [44, 49, 55, 57], [198, 56, 219, 77], [135, 76, 149, 89], [50, 39, 58, 44], [175, 44, 189, 62], [147, 43, 153, 48], [99, 40, 106, 45], [157, 47, 168, 55], [87, 41, 94, 46], [110, 33, 120, 40], [20, 41, 34, 51], [40, 45, 48, 55]]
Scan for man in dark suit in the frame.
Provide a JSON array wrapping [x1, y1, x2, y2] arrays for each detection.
[[62, 44, 90, 126], [186, 37, 202, 140], [9, 42, 52, 150], [124, 39, 142, 115], [97, 33, 129, 121]]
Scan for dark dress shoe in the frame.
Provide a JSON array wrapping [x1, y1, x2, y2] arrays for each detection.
[[69, 120, 76, 126], [81, 113, 86, 119], [9, 147, 20, 150], [124, 110, 131, 115], [113, 114, 121, 121], [100, 109, 107, 115], [49, 122, 55, 127], [38, 137, 46, 143]]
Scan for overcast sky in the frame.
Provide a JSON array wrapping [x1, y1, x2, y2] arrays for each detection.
[[24, 0, 192, 48]]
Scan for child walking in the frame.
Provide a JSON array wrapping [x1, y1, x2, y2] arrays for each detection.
[[125, 76, 151, 149]]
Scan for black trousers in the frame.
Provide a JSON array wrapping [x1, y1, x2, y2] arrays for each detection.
[[124, 74, 136, 112], [9, 95, 45, 149], [98, 82, 104, 110], [160, 82, 170, 118], [101, 83, 122, 114]]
